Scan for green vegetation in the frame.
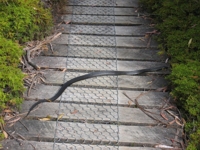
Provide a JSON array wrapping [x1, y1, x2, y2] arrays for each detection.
[[0, 0, 53, 139], [0, 0, 52, 43], [0, 36, 24, 108], [139, 0, 200, 149]]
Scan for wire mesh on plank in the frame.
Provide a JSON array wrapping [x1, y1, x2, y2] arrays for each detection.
[[71, 0, 115, 6], [53, 0, 119, 149], [73, 6, 114, 15]]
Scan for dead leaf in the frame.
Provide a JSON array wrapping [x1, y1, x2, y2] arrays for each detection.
[[175, 117, 183, 126], [57, 114, 64, 120], [6, 117, 21, 124], [155, 86, 168, 92], [144, 34, 150, 39], [147, 81, 152, 84], [192, 76, 199, 79], [160, 110, 168, 120], [39, 115, 51, 121], [182, 118, 186, 125], [188, 38, 192, 47], [56, 68, 67, 72], [155, 144, 173, 148], [169, 120, 175, 125], [3, 130, 8, 139], [3, 109, 12, 113], [139, 38, 145, 42], [41, 45, 48, 51], [8, 123, 14, 127], [146, 30, 157, 34], [71, 109, 78, 114], [62, 68, 67, 72], [65, 21, 71, 24], [39, 118, 51, 121], [128, 100, 132, 106]]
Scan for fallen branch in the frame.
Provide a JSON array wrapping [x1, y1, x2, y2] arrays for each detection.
[[23, 32, 62, 70], [26, 50, 40, 70], [123, 92, 169, 126]]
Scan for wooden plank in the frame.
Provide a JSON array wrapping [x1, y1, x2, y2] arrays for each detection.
[[5, 120, 176, 146], [59, 24, 154, 36], [118, 75, 168, 89], [21, 101, 156, 125], [116, 0, 139, 7], [3, 140, 163, 150], [64, 6, 143, 16], [116, 48, 165, 61], [67, 0, 139, 7], [32, 56, 166, 71], [62, 15, 149, 25], [117, 60, 165, 71], [43, 45, 165, 61], [116, 36, 157, 48], [114, 7, 142, 16], [53, 34, 157, 48], [45, 73, 167, 90], [115, 26, 154, 36], [22, 101, 174, 125], [24, 85, 169, 108], [28, 69, 167, 90]]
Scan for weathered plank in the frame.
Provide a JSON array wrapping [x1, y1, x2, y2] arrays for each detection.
[[43, 45, 165, 61], [45, 72, 167, 90], [116, 36, 157, 48], [116, 48, 164, 61], [62, 15, 149, 25], [115, 0, 139, 7], [28, 68, 167, 90], [22, 101, 156, 125], [116, 26, 154, 36], [67, 0, 139, 7], [59, 24, 154, 36], [114, 7, 142, 16], [63, 72, 167, 89], [53, 34, 157, 48], [2, 140, 163, 150], [64, 6, 143, 16], [24, 85, 169, 108], [5, 120, 176, 146], [23, 100, 175, 125], [32, 56, 166, 71]]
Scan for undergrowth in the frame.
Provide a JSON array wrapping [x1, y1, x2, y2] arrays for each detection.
[[0, 0, 52, 43], [139, 0, 200, 149], [0, 0, 53, 140]]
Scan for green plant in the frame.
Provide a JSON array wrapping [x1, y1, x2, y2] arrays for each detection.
[[0, 0, 53, 43], [0, 36, 24, 109], [0, 0, 53, 110], [0, 0, 53, 140], [139, 0, 200, 149]]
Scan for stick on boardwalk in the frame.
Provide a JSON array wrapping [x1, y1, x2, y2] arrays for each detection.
[[3, 0, 183, 149]]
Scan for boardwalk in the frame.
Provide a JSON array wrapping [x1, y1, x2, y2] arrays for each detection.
[[3, 0, 183, 149]]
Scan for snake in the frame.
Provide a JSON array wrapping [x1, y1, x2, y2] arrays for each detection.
[[25, 65, 168, 118]]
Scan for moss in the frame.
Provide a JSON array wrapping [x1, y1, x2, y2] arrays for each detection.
[[140, 0, 200, 149], [0, 0, 53, 43], [0, 0, 53, 139], [0, 36, 24, 109], [0, 0, 53, 107]]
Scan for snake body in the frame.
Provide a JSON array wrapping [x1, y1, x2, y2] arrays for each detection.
[[25, 65, 168, 118]]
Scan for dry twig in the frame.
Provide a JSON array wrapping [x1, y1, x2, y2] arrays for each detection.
[[23, 32, 62, 70]]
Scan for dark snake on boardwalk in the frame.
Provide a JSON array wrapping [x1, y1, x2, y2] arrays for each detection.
[[25, 65, 169, 118]]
